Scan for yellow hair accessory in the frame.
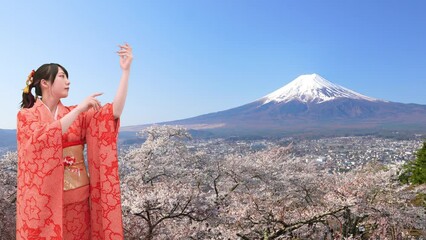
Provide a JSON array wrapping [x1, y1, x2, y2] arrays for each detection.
[[23, 70, 35, 94]]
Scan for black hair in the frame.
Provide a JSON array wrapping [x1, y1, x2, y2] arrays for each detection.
[[20, 63, 68, 108]]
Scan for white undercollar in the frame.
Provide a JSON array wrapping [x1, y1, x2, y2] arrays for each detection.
[[40, 100, 59, 120]]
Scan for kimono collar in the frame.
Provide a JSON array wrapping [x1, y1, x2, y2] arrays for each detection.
[[37, 99, 63, 120]]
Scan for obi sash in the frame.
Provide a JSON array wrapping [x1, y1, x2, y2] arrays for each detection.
[[63, 141, 89, 191]]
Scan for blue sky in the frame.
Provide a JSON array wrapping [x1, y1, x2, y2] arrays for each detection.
[[1, 0, 425, 129]]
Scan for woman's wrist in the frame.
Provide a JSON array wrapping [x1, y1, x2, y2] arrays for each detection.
[[74, 105, 84, 114]]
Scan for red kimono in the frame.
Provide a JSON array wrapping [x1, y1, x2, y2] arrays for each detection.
[[16, 100, 123, 239]]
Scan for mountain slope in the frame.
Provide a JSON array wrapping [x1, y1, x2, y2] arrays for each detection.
[[123, 74, 426, 137]]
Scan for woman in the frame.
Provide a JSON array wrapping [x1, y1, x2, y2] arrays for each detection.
[[16, 44, 133, 239]]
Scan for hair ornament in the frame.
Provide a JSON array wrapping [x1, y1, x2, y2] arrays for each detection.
[[23, 70, 35, 94]]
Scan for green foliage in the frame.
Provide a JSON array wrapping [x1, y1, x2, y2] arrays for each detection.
[[400, 142, 426, 185], [411, 193, 426, 208]]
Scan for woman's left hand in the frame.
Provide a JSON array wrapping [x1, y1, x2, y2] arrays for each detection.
[[117, 43, 133, 71]]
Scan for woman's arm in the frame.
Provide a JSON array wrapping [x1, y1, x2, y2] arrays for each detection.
[[113, 43, 133, 119], [61, 93, 103, 133]]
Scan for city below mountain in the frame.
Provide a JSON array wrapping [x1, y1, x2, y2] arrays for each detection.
[[122, 73, 426, 138]]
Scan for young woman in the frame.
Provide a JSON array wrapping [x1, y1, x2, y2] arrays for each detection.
[[16, 44, 132, 239]]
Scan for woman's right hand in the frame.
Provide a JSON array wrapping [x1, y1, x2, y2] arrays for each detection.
[[76, 93, 103, 113]]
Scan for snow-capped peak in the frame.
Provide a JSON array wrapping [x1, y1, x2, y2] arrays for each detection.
[[262, 73, 381, 104]]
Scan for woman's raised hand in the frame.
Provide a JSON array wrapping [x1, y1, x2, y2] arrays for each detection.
[[117, 43, 133, 71], [77, 93, 103, 113]]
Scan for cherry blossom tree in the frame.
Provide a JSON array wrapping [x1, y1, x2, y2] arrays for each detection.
[[0, 151, 17, 239], [0, 125, 425, 239], [120, 125, 217, 239], [119, 126, 425, 239]]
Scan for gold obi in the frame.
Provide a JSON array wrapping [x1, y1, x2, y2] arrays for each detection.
[[63, 144, 89, 191]]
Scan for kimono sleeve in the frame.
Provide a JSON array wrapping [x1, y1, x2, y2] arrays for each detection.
[[16, 109, 64, 239], [85, 103, 123, 239]]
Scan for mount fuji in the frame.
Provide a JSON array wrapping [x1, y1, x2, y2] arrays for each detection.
[[124, 74, 426, 137], [262, 74, 381, 104]]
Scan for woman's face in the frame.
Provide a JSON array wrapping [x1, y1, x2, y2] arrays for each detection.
[[50, 67, 70, 99]]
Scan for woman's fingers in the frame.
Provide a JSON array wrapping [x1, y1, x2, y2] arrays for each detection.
[[117, 43, 133, 55], [118, 43, 131, 50], [91, 99, 101, 111], [117, 43, 133, 70], [92, 92, 103, 98], [89, 93, 102, 111], [117, 49, 131, 55]]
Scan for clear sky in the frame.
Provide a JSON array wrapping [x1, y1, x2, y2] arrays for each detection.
[[1, 0, 425, 129]]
